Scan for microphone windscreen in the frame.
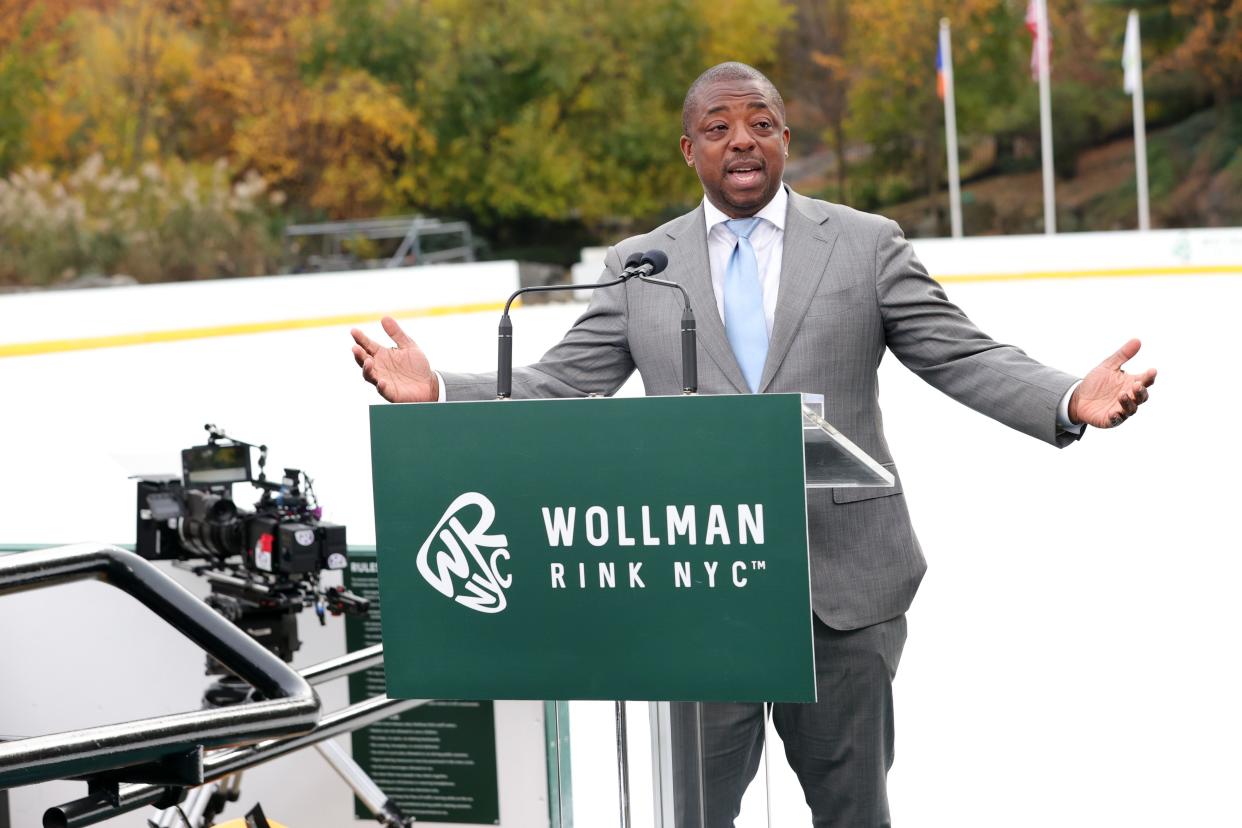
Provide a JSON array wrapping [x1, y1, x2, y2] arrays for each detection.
[[641, 249, 669, 275], [623, 251, 644, 270]]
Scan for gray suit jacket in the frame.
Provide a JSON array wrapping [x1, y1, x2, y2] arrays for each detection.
[[443, 190, 1080, 629]]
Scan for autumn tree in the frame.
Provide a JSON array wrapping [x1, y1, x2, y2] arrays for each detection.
[[0, 10, 47, 174], [24, 0, 201, 171], [1155, 0, 1242, 107], [842, 0, 991, 209], [778, 0, 852, 200], [304, 0, 791, 229]]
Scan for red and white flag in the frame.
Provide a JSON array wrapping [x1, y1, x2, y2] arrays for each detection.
[[1025, 0, 1051, 79]]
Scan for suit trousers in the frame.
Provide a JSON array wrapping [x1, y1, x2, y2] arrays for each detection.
[[671, 613, 907, 828]]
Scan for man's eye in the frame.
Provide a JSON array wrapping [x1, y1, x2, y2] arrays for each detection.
[[755, 120, 771, 129]]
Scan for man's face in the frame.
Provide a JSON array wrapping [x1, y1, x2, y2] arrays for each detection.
[[680, 78, 790, 218]]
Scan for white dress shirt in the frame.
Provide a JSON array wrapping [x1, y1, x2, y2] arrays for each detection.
[[702, 184, 787, 338]]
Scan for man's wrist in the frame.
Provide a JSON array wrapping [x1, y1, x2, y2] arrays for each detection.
[[433, 370, 446, 402], [1059, 380, 1084, 431]]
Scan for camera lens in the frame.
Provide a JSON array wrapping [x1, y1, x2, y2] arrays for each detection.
[[180, 491, 245, 559]]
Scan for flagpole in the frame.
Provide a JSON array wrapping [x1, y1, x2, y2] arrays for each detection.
[[1036, 0, 1056, 234], [1127, 9, 1151, 231], [940, 19, 963, 238]]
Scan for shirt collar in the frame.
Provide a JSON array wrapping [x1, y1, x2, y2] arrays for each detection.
[[702, 183, 788, 235]]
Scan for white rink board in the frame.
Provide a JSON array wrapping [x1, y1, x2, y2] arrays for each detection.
[[2, 231, 1241, 827], [574, 225, 1242, 283], [0, 260, 521, 343]]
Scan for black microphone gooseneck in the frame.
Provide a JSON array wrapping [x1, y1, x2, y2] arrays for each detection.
[[632, 251, 698, 394], [496, 253, 644, 399]]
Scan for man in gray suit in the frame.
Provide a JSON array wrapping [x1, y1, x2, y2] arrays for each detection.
[[352, 62, 1155, 827]]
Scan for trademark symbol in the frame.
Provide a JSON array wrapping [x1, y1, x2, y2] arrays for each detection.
[[752, 560, 766, 570]]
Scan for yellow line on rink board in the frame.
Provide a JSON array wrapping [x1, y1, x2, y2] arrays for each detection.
[[1, 263, 1238, 358], [937, 264, 1241, 283], [0, 300, 511, 359]]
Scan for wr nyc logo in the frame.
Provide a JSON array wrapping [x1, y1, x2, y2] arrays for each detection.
[[417, 492, 512, 614]]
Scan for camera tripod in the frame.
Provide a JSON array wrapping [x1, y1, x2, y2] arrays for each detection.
[[147, 576, 410, 828]]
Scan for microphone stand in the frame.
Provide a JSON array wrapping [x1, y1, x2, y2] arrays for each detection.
[[495, 251, 699, 398], [634, 274, 697, 394], [496, 275, 630, 399]]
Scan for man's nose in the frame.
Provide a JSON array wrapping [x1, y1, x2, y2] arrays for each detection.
[[727, 125, 756, 150]]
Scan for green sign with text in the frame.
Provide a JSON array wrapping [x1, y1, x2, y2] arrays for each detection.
[[370, 393, 815, 702], [346, 549, 500, 823]]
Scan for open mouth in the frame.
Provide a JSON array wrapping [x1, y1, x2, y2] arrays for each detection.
[[726, 162, 764, 188]]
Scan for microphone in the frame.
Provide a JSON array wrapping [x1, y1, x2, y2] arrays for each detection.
[[629, 250, 668, 280], [621, 251, 644, 276], [629, 249, 697, 395], [495, 248, 698, 398], [496, 252, 640, 399]]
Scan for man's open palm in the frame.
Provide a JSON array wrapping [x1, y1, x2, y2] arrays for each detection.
[[351, 316, 439, 403], [1068, 338, 1156, 428]]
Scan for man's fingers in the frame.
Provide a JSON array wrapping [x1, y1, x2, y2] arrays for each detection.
[[361, 356, 379, 385], [1134, 383, 1149, 405], [1102, 337, 1142, 371], [352, 344, 369, 368], [351, 327, 381, 356], [381, 316, 415, 349], [1140, 368, 1157, 387]]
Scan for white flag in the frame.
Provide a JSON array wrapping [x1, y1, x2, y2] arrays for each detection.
[[1122, 11, 1141, 95]]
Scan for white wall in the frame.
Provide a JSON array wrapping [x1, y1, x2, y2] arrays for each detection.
[[2, 230, 1241, 826], [574, 226, 1242, 284]]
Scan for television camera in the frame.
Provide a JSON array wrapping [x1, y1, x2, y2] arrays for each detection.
[[135, 424, 366, 667]]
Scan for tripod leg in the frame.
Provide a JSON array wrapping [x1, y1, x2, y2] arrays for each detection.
[[150, 773, 242, 828], [314, 739, 407, 827], [200, 774, 242, 825], [151, 785, 208, 828]]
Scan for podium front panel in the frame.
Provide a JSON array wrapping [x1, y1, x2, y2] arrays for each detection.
[[369, 393, 816, 703]]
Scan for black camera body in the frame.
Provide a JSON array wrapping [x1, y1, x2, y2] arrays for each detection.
[[135, 430, 346, 576], [134, 425, 364, 674]]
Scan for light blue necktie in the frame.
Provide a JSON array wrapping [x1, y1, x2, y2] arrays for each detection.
[[723, 218, 768, 393]]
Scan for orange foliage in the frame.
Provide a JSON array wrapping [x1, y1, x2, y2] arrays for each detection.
[[231, 69, 429, 218], [1159, 0, 1242, 102], [0, 0, 116, 49]]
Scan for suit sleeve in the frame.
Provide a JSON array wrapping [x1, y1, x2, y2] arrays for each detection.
[[439, 245, 637, 401], [874, 219, 1082, 447]]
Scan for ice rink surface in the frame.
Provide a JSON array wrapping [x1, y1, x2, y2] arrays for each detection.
[[1, 241, 1239, 825]]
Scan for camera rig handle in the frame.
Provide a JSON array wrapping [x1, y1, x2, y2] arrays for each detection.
[[0, 544, 320, 792]]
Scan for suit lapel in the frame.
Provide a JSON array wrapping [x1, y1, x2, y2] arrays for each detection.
[[758, 191, 839, 392], [665, 206, 750, 394]]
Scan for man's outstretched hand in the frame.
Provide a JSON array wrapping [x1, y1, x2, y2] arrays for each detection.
[[350, 316, 439, 403], [1068, 338, 1156, 428]]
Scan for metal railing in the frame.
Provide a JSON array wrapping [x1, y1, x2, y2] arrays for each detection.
[[284, 216, 475, 271], [42, 645, 423, 828], [0, 544, 320, 791]]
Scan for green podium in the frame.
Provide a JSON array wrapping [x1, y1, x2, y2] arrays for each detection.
[[369, 393, 890, 704], [369, 392, 893, 826]]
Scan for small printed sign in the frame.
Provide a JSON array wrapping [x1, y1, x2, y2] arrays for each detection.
[[346, 550, 501, 824]]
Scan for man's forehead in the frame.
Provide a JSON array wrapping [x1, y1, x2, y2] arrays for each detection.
[[694, 79, 778, 118]]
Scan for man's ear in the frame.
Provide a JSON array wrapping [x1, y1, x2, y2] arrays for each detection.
[[680, 135, 694, 166], [783, 127, 791, 157]]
